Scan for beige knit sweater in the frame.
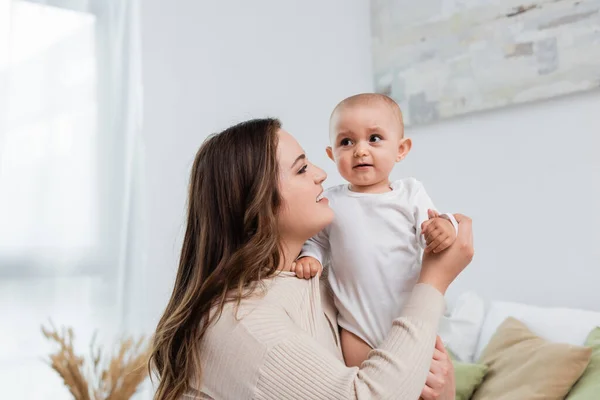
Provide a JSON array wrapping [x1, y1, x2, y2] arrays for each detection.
[[185, 272, 445, 399]]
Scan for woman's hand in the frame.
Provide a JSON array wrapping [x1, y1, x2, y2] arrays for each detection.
[[419, 214, 474, 295], [420, 336, 456, 400]]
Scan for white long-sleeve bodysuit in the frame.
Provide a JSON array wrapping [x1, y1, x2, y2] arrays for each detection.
[[300, 178, 457, 348]]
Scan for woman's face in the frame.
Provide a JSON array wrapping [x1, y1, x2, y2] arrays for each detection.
[[277, 129, 334, 243]]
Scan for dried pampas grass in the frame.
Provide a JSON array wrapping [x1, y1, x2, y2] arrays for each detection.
[[41, 322, 151, 400]]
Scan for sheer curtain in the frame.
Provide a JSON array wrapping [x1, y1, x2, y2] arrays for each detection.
[[0, 0, 144, 398]]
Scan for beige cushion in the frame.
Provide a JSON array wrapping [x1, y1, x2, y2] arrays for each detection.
[[472, 317, 592, 400]]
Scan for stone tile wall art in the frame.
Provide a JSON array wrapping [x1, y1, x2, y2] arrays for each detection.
[[371, 0, 600, 125]]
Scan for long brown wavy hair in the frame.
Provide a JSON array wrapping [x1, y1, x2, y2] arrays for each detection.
[[149, 118, 284, 400]]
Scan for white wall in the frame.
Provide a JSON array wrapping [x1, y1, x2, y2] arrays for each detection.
[[398, 89, 600, 311], [138, 0, 600, 333], [138, 0, 373, 330]]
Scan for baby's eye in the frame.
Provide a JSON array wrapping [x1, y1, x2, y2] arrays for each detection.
[[340, 138, 353, 146], [370, 134, 382, 143]]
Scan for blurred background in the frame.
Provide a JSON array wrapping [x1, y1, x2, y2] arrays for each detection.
[[1, 0, 599, 398]]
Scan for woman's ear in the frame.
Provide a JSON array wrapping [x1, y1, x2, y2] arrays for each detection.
[[397, 138, 412, 162], [326, 146, 335, 162]]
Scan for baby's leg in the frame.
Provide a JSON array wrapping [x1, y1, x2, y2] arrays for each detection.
[[340, 328, 373, 367]]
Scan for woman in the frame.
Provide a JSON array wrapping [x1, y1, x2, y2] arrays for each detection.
[[150, 118, 474, 400]]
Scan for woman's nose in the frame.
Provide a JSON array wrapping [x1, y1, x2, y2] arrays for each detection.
[[313, 165, 327, 184]]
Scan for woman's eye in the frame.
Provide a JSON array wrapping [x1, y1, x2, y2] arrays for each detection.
[[340, 138, 353, 146], [370, 134, 382, 143], [298, 165, 308, 174]]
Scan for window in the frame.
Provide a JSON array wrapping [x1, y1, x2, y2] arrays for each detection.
[[1, 1, 98, 274], [0, 1, 143, 397]]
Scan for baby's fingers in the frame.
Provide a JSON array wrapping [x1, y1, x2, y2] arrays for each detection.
[[429, 234, 453, 254], [432, 238, 453, 254], [294, 261, 308, 279], [302, 262, 313, 280], [425, 232, 447, 253], [292, 262, 302, 278], [428, 209, 440, 219], [309, 261, 321, 277], [421, 219, 435, 235]]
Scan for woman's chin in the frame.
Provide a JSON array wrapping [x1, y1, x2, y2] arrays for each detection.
[[313, 207, 334, 232], [296, 204, 334, 240]]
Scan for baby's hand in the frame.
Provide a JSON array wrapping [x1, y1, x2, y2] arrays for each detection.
[[293, 256, 322, 279], [421, 210, 457, 254]]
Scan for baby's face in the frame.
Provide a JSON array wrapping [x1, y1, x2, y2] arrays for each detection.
[[329, 103, 404, 191]]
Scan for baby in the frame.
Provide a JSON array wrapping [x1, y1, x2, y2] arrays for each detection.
[[295, 93, 458, 368]]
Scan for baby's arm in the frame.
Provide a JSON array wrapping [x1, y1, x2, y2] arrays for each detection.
[[413, 182, 458, 254], [294, 228, 330, 279]]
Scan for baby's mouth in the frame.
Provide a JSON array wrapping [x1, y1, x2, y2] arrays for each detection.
[[353, 163, 373, 169]]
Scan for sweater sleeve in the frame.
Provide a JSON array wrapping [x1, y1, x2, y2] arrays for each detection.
[[255, 284, 445, 400]]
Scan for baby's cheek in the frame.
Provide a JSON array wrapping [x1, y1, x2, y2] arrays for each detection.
[[339, 159, 352, 173], [379, 158, 397, 175]]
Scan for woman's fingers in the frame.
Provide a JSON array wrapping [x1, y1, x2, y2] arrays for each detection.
[[452, 214, 475, 260], [454, 214, 473, 242], [432, 348, 446, 361], [421, 337, 453, 400], [435, 335, 449, 355], [430, 357, 449, 376], [422, 372, 444, 399]]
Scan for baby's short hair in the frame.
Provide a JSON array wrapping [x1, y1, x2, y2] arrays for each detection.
[[330, 93, 404, 135]]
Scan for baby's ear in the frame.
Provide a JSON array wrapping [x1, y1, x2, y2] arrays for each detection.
[[326, 146, 334, 162], [397, 138, 412, 162]]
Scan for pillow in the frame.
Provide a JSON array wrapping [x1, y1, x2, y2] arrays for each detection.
[[475, 301, 600, 360], [439, 291, 486, 362], [567, 327, 600, 399], [472, 317, 592, 400], [453, 360, 487, 400], [448, 349, 488, 400]]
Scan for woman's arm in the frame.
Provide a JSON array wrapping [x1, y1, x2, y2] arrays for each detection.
[[201, 215, 474, 399], [255, 284, 444, 400], [253, 214, 473, 399], [197, 284, 442, 400]]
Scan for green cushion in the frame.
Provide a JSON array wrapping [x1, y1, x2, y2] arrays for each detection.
[[567, 327, 600, 399], [453, 360, 488, 400], [448, 349, 488, 400]]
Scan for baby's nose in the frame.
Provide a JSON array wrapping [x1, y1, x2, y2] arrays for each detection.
[[354, 144, 368, 157]]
